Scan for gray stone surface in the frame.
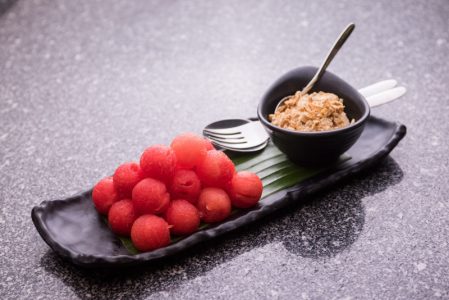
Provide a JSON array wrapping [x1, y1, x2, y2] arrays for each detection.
[[0, 0, 448, 299]]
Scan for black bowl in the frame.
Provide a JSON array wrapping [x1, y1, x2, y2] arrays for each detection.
[[257, 66, 370, 166]]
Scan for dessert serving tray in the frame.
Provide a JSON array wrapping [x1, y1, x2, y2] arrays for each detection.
[[32, 116, 406, 268]]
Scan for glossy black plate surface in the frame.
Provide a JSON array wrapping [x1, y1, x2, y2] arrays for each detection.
[[32, 116, 406, 268]]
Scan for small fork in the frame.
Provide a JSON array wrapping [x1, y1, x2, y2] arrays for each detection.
[[204, 121, 269, 150]]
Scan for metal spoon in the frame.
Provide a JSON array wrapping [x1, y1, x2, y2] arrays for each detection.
[[275, 23, 355, 111]]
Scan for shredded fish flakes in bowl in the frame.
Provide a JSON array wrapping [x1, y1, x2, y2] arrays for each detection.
[[269, 91, 354, 132]]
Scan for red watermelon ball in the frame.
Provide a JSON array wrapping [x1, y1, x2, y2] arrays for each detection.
[[170, 169, 201, 205], [132, 178, 170, 215], [229, 171, 263, 208], [171, 133, 207, 169], [108, 199, 137, 236], [164, 199, 200, 235], [203, 138, 215, 151], [140, 145, 177, 184], [196, 150, 235, 188], [113, 162, 143, 196], [197, 187, 231, 223], [92, 177, 119, 215], [131, 215, 170, 252]]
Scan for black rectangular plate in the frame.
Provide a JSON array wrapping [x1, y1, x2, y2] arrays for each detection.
[[31, 116, 406, 268]]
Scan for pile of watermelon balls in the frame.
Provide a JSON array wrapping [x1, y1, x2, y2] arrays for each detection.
[[92, 133, 263, 252]]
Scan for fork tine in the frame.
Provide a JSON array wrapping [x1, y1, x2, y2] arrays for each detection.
[[203, 127, 242, 135], [207, 135, 247, 145], [205, 134, 245, 142], [212, 140, 269, 152], [210, 139, 267, 149], [204, 132, 245, 140]]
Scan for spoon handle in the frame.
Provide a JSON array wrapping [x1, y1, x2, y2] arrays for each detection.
[[358, 79, 398, 98], [302, 23, 355, 95], [366, 86, 407, 107]]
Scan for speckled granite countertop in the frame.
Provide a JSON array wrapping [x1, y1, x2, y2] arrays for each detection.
[[0, 0, 448, 299]]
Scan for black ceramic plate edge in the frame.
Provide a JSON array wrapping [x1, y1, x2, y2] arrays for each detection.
[[31, 116, 406, 268]]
